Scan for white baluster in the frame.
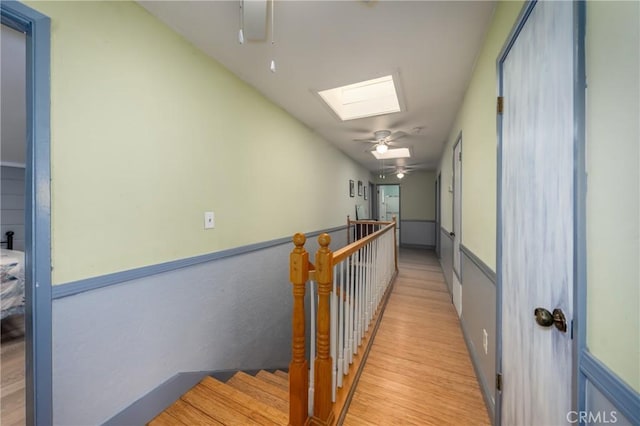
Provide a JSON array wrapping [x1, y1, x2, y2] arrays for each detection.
[[368, 242, 373, 325], [331, 265, 337, 402], [362, 244, 368, 332], [337, 261, 345, 387], [348, 253, 354, 364], [358, 247, 364, 346]]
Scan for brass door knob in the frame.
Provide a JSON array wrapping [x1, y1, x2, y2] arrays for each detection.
[[534, 307, 567, 333]]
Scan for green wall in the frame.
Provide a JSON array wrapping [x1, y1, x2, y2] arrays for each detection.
[[437, 1, 524, 270], [585, 0, 639, 392], [27, 1, 372, 284], [374, 170, 436, 221]]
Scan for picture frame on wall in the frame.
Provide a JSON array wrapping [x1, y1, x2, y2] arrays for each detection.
[[358, 180, 363, 196], [349, 180, 355, 197], [364, 185, 368, 200]]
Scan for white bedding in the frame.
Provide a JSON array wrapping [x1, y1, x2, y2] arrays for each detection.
[[1, 249, 25, 319]]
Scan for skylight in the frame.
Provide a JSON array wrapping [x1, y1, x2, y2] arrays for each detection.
[[318, 75, 401, 121], [371, 148, 411, 160]]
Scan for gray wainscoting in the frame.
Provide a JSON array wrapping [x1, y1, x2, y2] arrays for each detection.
[[400, 220, 436, 248], [0, 166, 25, 250], [52, 228, 346, 426], [585, 381, 633, 426], [439, 227, 453, 297], [460, 244, 496, 422]]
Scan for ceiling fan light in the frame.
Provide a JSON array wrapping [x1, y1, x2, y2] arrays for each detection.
[[397, 172, 405, 179], [376, 143, 388, 154]]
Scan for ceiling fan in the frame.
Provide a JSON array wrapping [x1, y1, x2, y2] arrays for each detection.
[[354, 129, 408, 154], [380, 163, 425, 179]]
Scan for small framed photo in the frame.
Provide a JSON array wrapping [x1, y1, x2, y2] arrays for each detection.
[[358, 180, 363, 196], [364, 185, 368, 200], [349, 180, 355, 197]]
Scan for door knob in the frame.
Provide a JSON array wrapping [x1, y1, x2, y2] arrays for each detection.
[[450, 232, 455, 237], [534, 307, 567, 333]]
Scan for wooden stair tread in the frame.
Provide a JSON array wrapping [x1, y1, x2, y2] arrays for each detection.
[[273, 370, 288, 380], [200, 376, 288, 425], [227, 372, 289, 414], [149, 398, 223, 425], [148, 411, 187, 426], [256, 370, 289, 391], [180, 381, 265, 425]]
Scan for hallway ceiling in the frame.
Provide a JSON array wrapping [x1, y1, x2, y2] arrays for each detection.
[[139, 1, 496, 173]]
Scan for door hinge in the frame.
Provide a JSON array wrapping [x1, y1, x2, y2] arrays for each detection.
[[496, 373, 503, 391], [571, 320, 574, 340], [497, 96, 504, 114], [458, 151, 462, 161]]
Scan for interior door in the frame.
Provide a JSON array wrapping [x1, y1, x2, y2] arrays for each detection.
[[498, 1, 574, 425], [452, 139, 462, 315], [435, 174, 441, 257]]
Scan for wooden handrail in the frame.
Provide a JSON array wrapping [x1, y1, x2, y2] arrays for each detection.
[[332, 221, 396, 265], [350, 220, 394, 226]]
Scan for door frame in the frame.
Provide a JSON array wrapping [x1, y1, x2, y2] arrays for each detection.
[[1, 2, 52, 425], [435, 173, 441, 258], [452, 133, 462, 281], [494, 1, 586, 425], [368, 181, 375, 220], [376, 183, 401, 244]]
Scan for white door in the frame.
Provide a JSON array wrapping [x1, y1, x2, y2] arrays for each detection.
[[452, 138, 462, 315], [499, 2, 574, 425]]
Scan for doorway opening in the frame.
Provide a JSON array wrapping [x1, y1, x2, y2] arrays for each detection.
[[452, 136, 462, 317], [1, 22, 27, 426], [376, 184, 400, 246], [1, 3, 53, 424]]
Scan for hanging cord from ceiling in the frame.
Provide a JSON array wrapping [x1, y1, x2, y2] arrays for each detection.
[[270, 0, 276, 72], [238, 0, 245, 44]]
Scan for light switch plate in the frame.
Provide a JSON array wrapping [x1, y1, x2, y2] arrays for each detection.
[[204, 211, 215, 229]]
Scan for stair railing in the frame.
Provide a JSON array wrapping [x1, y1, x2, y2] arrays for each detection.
[[289, 218, 397, 426]]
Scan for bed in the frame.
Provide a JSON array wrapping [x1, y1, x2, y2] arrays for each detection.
[[1, 231, 25, 319]]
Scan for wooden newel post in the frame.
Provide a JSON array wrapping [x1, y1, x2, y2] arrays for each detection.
[[312, 233, 335, 425], [289, 233, 309, 426]]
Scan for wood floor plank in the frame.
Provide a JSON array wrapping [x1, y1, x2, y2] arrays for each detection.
[[273, 370, 288, 380], [255, 370, 289, 392], [148, 400, 205, 426], [1, 316, 25, 426], [226, 372, 289, 414], [148, 410, 188, 426], [180, 383, 263, 425], [199, 376, 288, 425], [343, 248, 490, 426]]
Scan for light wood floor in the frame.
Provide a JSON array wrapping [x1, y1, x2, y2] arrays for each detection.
[[343, 248, 490, 425], [1, 315, 25, 426]]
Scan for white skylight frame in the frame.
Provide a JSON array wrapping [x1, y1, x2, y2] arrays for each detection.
[[317, 74, 403, 121], [371, 147, 411, 160]]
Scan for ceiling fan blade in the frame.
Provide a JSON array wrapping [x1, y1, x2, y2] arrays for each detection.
[[386, 140, 409, 147], [388, 131, 408, 141], [353, 138, 377, 143]]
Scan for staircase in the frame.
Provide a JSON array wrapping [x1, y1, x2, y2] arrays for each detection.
[[150, 220, 398, 426], [149, 370, 290, 425]]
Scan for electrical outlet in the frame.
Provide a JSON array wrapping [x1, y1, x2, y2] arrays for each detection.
[[483, 329, 488, 355], [204, 211, 215, 229]]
